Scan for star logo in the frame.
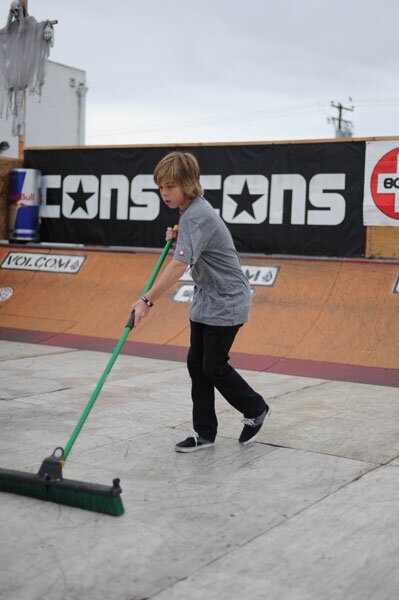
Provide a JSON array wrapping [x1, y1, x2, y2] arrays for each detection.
[[222, 175, 268, 224], [67, 180, 96, 215], [227, 180, 264, 219], [62, 175, 99, 219]]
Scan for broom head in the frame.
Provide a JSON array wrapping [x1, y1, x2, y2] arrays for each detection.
[[0, 448, 124, 516]]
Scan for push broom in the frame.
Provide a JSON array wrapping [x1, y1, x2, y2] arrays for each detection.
[[0, 228, 177, 516]]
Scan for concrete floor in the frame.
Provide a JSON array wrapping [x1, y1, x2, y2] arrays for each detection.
[[0, 340, 398, 600]]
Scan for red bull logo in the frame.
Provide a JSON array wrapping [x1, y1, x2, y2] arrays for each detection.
[[9, 192, 36, 206]]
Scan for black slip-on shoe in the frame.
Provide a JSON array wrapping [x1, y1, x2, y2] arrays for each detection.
[[175, 432, 214, 453], [239, 406, 270, 445]]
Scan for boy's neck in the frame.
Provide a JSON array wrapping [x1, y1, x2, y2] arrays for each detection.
[[180, 196, 194, 212]]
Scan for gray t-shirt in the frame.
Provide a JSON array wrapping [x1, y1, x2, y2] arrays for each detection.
[[174, 196, 251, 326]]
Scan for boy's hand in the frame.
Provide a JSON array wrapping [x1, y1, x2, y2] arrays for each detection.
[[130, 298, 150, 327], [165, 227, 178, 242]]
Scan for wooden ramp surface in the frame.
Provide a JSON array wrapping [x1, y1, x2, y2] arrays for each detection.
[[1, 245, 399, 386]]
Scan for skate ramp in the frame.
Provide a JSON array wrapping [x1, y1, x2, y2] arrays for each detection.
[[1, 245, 399, 385]]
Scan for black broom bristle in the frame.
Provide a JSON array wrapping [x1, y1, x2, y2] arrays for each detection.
[[0, 467, 125, 516]]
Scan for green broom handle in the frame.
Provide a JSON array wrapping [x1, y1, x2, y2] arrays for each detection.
[[62, 229, 177, 462]]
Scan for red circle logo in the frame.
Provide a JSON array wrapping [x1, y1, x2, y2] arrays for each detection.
[[370, 147, 399, 220]]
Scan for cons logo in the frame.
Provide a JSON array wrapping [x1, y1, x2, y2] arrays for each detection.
[[370, 147, 399, 220], [215, 173, 346, 226], [41, 175, 159, 221]]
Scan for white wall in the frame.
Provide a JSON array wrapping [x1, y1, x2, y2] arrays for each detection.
[[0, 60, 87, 158]]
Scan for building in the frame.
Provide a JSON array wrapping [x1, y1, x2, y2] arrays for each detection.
[[0, 60, 87, 158]]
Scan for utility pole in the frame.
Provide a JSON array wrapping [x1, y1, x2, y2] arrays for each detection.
[[328, 99, 354, 138]]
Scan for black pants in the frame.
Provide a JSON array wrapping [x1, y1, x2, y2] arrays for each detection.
[[187, 320, 266, 442]]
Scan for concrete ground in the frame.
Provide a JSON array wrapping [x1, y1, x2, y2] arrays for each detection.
[[1, 340, 399, 600]]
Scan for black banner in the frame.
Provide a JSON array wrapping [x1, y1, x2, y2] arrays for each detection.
[[24, 142, 366, 256]]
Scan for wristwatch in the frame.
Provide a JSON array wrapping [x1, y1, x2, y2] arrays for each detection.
[[141, 295, 154, 307]]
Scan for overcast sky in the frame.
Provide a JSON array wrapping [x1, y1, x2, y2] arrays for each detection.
[[25, 0, 399, 146]]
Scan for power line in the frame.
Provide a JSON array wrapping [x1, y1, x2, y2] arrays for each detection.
[[88, 103, 327, 139]]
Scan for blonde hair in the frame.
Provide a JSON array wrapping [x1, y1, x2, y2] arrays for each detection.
[[153, 152, 203, 199]]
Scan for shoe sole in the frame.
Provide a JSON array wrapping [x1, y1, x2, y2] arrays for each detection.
[[175, 443, 214, 453], [240, 408, 271, 446]]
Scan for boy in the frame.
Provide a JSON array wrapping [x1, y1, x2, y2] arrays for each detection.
[[131, 151, 270, 452]]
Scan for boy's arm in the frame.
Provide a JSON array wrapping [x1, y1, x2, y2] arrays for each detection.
[[130, 258, 188, 326]]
